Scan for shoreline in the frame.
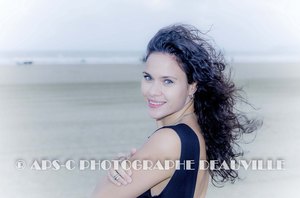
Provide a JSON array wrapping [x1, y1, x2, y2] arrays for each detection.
[[0, 62, 299, 85]]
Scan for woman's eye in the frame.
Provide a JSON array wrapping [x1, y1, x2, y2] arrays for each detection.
[[143, 75, 151, 81], [164, 79, 173, 84]]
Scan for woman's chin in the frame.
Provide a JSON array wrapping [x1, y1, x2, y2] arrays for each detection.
[[148, 112, 165, 120]]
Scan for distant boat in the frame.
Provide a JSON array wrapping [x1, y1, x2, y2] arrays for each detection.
[[16, 61, 34, 65]]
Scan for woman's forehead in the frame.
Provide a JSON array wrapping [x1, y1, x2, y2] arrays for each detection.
[[145, 53, 186, 77]]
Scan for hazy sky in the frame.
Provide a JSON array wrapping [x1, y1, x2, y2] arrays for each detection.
[[0, 0, 299, 54]]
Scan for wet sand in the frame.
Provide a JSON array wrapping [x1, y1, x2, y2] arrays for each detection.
[[0, 63, 299, 197]]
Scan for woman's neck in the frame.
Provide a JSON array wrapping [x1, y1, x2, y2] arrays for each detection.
[[156, 100, 196, 128]]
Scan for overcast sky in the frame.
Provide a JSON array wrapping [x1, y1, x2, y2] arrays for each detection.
[[0, 0, 299, 54]]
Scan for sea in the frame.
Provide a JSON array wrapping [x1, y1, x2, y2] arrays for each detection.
[[0, 50, 143, 65]]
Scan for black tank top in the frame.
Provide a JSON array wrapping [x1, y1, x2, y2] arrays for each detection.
[[137, 123, 200, 198]]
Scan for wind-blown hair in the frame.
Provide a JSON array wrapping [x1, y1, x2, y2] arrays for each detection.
[[143, 24, 262, 186]]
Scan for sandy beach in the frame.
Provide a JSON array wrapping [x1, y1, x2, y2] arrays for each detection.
[[0, 62, 299, 197]]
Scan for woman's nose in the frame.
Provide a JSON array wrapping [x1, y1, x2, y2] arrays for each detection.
[[148, 82, 162, 96]]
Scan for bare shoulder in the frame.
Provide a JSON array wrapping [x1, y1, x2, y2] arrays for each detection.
[[132, 127, 181, 162]]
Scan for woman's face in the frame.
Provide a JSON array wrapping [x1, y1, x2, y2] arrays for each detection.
[[141, 52, 195, 120]]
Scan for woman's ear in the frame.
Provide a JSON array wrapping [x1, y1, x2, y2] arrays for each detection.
[[188, 82, 197, 96]]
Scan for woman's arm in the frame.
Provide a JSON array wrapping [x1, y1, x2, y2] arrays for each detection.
[[106, 148, 137, 186], [92, 127, 181, 198]]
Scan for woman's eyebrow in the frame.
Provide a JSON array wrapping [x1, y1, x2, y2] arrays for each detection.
[[161, 76, 177, 80], [142, 71, 177, 80]]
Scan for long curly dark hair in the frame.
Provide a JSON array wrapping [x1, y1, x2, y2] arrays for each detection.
[[143, 24, 262, 186]]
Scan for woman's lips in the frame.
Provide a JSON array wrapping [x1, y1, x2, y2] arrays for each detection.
[[148, 99, 166, 108]]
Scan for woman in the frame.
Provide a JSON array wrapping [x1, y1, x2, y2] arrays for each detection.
[[92, 24, 260, 198]]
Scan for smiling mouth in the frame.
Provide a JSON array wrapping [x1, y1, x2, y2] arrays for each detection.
[[148, 99, 166, 108]]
